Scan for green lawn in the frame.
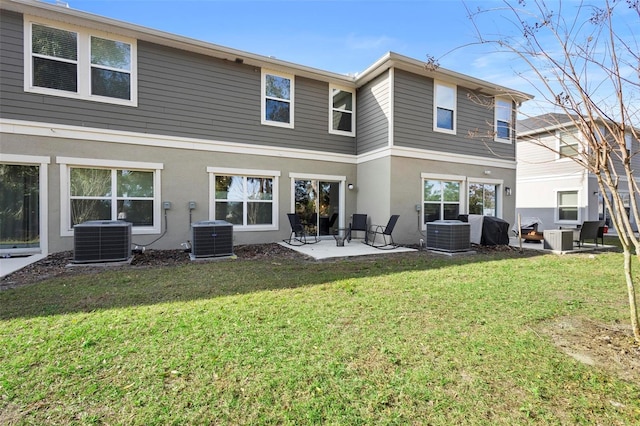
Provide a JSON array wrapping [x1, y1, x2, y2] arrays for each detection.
[[1, 247, 639, 425]]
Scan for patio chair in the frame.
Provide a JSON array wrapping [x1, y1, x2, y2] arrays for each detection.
[[597, 224, 606, 246], [366, 215, 400, 249], [347, 213, 368, 243], [328, 212, 338, 229], [320, 213, 339, 235], [283, 213, 318, 246], [573, 220, 604, 248]]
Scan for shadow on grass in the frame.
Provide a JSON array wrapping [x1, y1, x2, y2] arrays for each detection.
[[0, 247, 548, 320]]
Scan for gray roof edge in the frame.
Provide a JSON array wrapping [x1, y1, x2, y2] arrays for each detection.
[[356, 51, 533, 102], [4, 0, 533, 99], [2, 0, 356, 85]]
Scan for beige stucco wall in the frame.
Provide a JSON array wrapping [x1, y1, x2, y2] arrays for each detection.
[[3, 129, 517, 254], [2, 133, 358, 253], [355, 156, 391, 224], [356, 154, 517, 246]]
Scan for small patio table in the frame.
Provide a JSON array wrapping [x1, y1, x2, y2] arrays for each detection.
[[333, 228, 349, 246]]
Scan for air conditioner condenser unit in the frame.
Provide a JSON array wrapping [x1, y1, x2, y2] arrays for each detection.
[[191, 220, 234, 259], [426, 220, 471, 252], [73, 220, 132, 263]]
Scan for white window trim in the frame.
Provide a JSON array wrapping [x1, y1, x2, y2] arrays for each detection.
[[261, 69, 294, 129], [57, 157, 162, 237], [433, 80, 456, 135], [328, 84, 355, 137], [289, 173, 347, 230], [494, 98, 513, 143], [207, 167, 280, 231], [555, 129, 581, 161], [555, 188, 581, 224], [420, 173, 466, 229], [0, 154, 51, 256], [467, 177, 505, 218], [24, 16, 138, 107]]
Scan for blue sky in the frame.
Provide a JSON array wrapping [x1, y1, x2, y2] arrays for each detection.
[[52, 0, 638, 118]]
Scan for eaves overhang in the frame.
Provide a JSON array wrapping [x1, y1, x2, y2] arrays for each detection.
[[3, 1, 533, 101], [356, 52, 533, 104], [517, 116, 640, 138], [1, 0, 356, 87]]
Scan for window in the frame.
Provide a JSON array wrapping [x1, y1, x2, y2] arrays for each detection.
[[25, 17, 137, 106], [70, 168, 154, 226], [558, 130, 580, 158], [208, 168, 280, 230], [423, 179, 461, 223], [625, 133, 633, 155], [621, 192, 631, 219], [30, 24, 78, 93], [469, 183, 496, 216], [434, 81, 456, 133], [558, 190, 578, 221], [58, 158, 162, 236], [329, 85, 355, 136], [261, 70, 294, 128], [90, 36, 132, 100], [495, 98, 512, 142]]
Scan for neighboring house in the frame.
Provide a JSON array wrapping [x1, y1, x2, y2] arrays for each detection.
[[0, 0, 531, 257], [516, 113, 639, 233]]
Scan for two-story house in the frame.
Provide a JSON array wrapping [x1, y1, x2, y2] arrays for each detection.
[[0, 0, 531, 258], [516, 113, 639, 234]]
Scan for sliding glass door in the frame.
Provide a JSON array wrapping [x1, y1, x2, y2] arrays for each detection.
[[0, 164, 40, 250], [294, 179, 341, 237]]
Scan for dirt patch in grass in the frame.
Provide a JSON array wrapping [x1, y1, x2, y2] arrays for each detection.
[[539, 316, 640, 382]]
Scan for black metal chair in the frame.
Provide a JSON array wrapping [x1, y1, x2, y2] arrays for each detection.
[[347, 214, 368, 243], [283, 213, 318, 245], [366, 215, 400, 249]]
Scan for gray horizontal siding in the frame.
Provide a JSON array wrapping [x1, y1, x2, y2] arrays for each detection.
[[0, 10, 355, 155], [356, 72, 390, 154], [393, 70, 432, 145], [394, 69, 516, 160], [0, 10, 23, 97]]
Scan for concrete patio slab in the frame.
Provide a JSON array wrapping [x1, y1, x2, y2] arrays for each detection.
[[1, 254, 47, 279], [508, 237, 618, 254], [278, 239, 417, 260]]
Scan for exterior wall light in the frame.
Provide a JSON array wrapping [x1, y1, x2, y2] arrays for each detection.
[[505, 187, 512, 196]]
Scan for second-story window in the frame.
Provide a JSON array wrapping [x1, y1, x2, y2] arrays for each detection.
[[495, 98, 512, 142], [26, 17, 137, 106], [558, 130, 580, 158], [434, 81, 456, 134], [329, 85, 355, 136], [262, 70, 294, 128], [31, 24, 78, 93], [90, 36, 132, 100]]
